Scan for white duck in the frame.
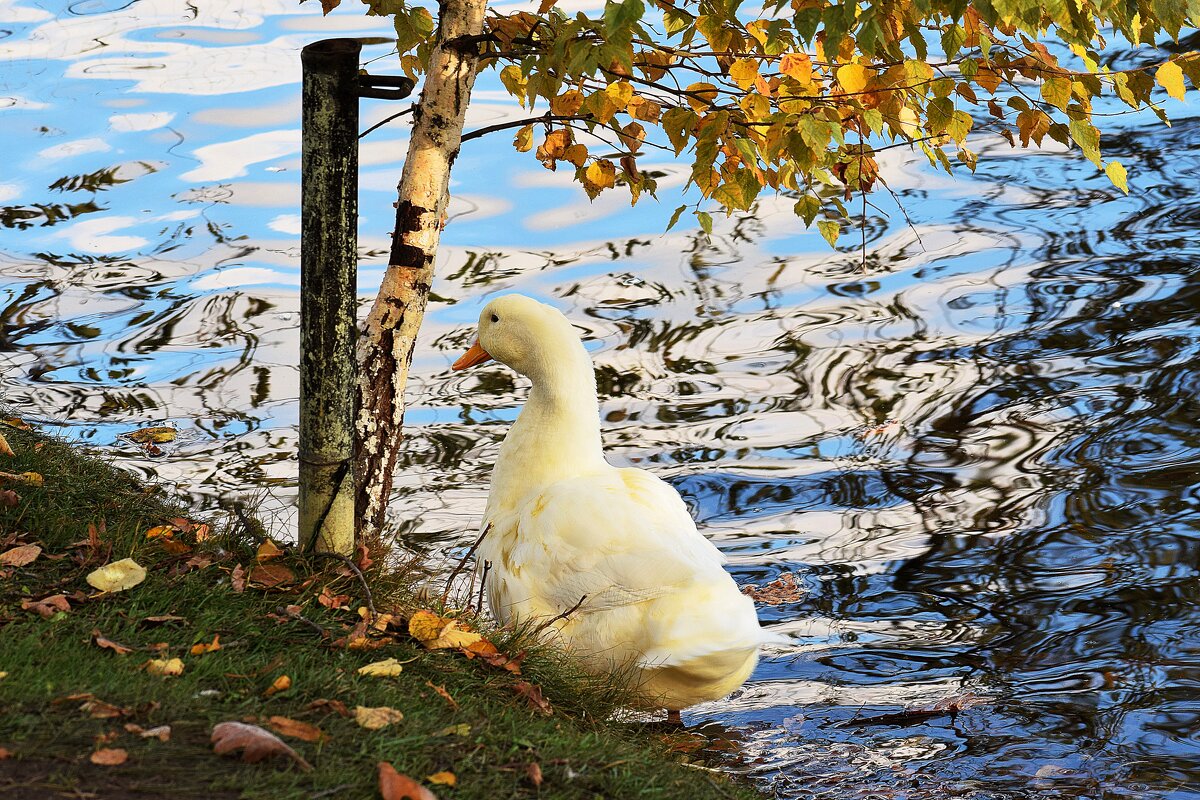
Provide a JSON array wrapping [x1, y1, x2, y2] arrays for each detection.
[[452, 294, 774, 722]]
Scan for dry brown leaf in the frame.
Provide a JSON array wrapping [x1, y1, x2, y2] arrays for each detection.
[[92, 629, 134, 655], [527, 762, 544, 788], [266, 715, 326, 743], [378, 762, 438, 800], [248, 562, 295, 589], [86, 558, 147, 592], [354, 705, 404, 730], [255, 539, 284, 561], [357, 658, 404, 678], [741, 572, 805, 605], [513, 681, 552, 715], [124, 723, 171, 742], [463, 639, 522, 674], [193, 522, 212, 542], [80, 698, 127, 719], [0, 430, 12, 457], [144, 658, 184, 677], [0, 747, 11, 760], [190, 635, 221, 655], [125, 426, 176, 444], [1, 417, 30, 430], [211, 721, 312, 771], [159, 538, 192, 555], [425, 680, 459, 711], [21, 594, 70, 618], [90, 747, 128, 766], [0, 489, 18, 509], [141, 614, 186, 625], [309, 698, 350, 717], [317, 586, 350, 609], [0, 544, 40, 567], [264, 674, 291, 697], [231, 564, 247, 593]]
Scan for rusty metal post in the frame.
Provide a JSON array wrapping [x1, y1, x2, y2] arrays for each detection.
[[299, 38, 361, 554]]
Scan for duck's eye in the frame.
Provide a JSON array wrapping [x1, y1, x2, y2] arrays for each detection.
[[490, 314, 499, 323]]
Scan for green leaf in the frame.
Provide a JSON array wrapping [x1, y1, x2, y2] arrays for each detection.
[[1040, 76, 1071, 112], [392, 6, 433, 53], [926, 97, 954, 134], [817, 219, 840, 248], [794, 195, 821, 226], [696, 210, 713, 235], [1105, 161, 1129, 194], [603, 0, 644, 38], [666, 204, 687, 231]]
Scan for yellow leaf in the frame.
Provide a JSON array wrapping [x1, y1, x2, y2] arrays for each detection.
[[684, 82, 718, 112], [779, 53, 813, 84], [125, 426, 176, 444], [627, 96, 661, 122], [836, 63, 869, 94], [604, 81, 633, 110], [1156, 60, 1186, 101], [0, 471, 42, 487], [427, 771, 457, 786], [549, 89, 584, 116], [357, 658, 404, 677], [562, 143, 588, 167], [514, 124, 533, 153], [408, 609, 448, 642], [728, 59, 759, 90], [585, 159, 617, 190], [354, 705, 404, 730], [1105, 161, 1129, 194], [255, 539, 284, 561], [264, 674, 291, 696], [190, 635, 221, 655], [145, 525, 174, 540], [0, 431, 12, 457], [86, 559, 147, 592], [144, 657, 184, 677]]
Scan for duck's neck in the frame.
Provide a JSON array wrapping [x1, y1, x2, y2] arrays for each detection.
[[488, 345, 608, 512]]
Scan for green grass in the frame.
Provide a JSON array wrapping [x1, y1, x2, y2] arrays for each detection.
[[0, 423, 763, 800]]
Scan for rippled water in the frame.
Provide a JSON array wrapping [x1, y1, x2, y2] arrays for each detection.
[[3, 2, 1199, 798]]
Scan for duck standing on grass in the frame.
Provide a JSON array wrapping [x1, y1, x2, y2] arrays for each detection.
[[452, 294, 778, 723]]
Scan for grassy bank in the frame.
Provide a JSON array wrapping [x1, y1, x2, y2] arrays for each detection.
[[0, 423, 762, 800]]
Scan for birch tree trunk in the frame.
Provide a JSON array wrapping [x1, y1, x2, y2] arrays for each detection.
[[355, 0, 487, 536]]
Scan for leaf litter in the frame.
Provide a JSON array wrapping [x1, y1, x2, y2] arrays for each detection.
[[211, 721, 312, 771]]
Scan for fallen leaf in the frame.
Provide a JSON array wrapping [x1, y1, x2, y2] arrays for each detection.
[[408, 610, 483, 650], [0, 747, 11, 759], [0, 430, 12, 457], [309, 698, 350, 717], [190, 635, 221, 655], [144, 525, 175, 540], [318, 586, 350, 609], [141, 614, 186, 625], [125, 426, 176, 444], [86, 559, 147, 592], [266, 716, 326, 743], [193, 522, 212, 542], [741, 572, 805, 605], [231, 564, 247, 593], [0, 672, 7, 680], [354, 543, 374, 572], [80, 698, 127, 719], [0, 470, 42, 487], [211, 721, 312, 771], [378, 762, 438, 800], [427, 771, 456, 787], [124, 723, 171, 742], [357, 658, 404, 678], [1, 417, 31, 430], [92, 629, 134, 655], [90, 748, 128, 766], [434, 723, 470, 737], [144, 658, 185, 677], [527, 762, 544, 788], [463, 639, 523, 674], [264, 674, 291, 697], [0, 544, 40, 567], [425, 680, 459, 711], [513, 681, 552, 715], [355, 705, 404, 730], [248, 562, 295, 589], [256, 539, 284, 561], [0, 489, 18, 508], [21, 594, 70, 618]]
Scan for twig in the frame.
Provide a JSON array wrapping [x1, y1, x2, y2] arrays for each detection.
[[359, 106, 414, 139], [476, 560, 491, 615], [308, 552, 376, 623], [277, 606, 329, 638], [461, 113, 593, 143], [441, 524, 491, 608], [533, 595, 587, 636]]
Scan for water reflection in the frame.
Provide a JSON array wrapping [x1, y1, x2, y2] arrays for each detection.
[[2, 1, 1200, 798]]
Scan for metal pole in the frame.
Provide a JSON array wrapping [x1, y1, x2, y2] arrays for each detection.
[[299, 38, 361, 554]]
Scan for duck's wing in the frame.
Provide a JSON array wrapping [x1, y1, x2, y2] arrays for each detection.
[[502, 467, 730, 616]]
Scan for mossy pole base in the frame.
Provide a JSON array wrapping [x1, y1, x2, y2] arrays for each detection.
[[299, 38, 361, 555]]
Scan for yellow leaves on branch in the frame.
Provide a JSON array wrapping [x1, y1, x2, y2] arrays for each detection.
[[835, 63, 870, 95]]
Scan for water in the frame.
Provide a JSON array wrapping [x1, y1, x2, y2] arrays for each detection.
[[2, 2, 1199, 797]]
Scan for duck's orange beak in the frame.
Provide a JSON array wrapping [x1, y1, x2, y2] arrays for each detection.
[[452, 340, 493, 371]]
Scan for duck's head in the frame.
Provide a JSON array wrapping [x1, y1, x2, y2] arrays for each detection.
[[452, 294, 584, 379]]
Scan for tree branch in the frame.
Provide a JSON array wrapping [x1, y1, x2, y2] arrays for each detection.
[[460, 112, 595, 142]]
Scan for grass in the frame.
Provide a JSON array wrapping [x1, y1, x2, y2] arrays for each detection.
[[0, 423, 764, 800]]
